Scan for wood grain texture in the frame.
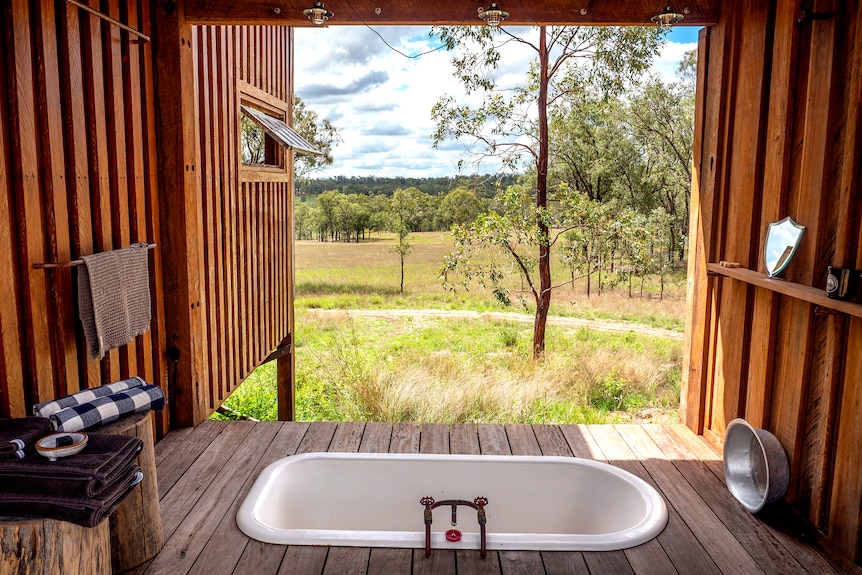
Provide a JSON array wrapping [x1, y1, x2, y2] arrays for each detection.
[[0, 517, 111, 575], [103, 412, 164, 572], [183, 0, 720, 25], [142, 423, 862, 575]]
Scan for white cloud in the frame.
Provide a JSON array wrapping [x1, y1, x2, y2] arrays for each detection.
[[295, 26, 697, 178]]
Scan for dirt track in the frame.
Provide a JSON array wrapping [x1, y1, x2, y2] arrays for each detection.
[[305, 308, 684, 341]]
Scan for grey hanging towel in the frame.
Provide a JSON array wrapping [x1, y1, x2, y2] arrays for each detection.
[[77, 243, 152, 359]]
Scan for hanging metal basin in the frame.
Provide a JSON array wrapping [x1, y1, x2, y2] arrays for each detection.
[[723, 418, 790, 513]]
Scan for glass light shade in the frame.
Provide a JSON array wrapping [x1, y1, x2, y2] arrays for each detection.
[[303, 1, 333, 25], [651, 5, 684, 29], [479, 3, 509, 27]]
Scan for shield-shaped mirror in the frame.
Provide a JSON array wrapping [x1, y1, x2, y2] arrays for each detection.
[[765, 217, 805, 277]]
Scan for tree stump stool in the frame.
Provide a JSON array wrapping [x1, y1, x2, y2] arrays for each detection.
[[0, 516, 111, 574], [100, 411, 164, 573]]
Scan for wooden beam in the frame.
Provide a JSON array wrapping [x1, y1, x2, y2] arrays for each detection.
[[183, 0, 721, 26], [152, 1, 209, 427]]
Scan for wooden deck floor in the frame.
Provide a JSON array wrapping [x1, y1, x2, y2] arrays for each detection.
[[130, 422, 861, 575]]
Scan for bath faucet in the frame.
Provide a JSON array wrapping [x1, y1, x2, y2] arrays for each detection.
[[420, 496, 488, 559]]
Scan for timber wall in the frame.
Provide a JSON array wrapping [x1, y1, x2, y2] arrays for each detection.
[[0, 0, 168, 430], [1, 1, 295, 433], [684, 0, 862, 562], [192, 25, 294, 421]]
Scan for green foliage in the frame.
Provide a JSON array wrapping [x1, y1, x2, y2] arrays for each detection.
[[219, 310, 681, 425], [240, 116, 266, 164], [292, 96, 341, 184], [430, 24, 664, 357]]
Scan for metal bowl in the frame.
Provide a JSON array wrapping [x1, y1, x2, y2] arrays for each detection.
[[723, 418, 789, 513]]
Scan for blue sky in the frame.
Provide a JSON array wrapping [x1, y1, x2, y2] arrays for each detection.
[[294, 25, 701, 178]]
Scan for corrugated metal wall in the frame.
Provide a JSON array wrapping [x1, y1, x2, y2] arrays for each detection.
[[0, 0, 167, 427], [684, 0, 862, 561]]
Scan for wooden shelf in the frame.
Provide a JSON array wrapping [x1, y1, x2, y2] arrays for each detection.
[[706, 263, 862, 320]]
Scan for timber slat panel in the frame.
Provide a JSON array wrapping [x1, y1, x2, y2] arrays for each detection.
[[0, 0, 165, 414], [145, 423, 861, 575]]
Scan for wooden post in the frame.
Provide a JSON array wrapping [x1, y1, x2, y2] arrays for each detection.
[[0, 517, 111, 575], [151, 0, 209, 426], [101, 412, 163, 572], [277, 334, 294, 421]]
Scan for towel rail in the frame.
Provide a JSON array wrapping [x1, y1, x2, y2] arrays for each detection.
[[66, 0, 151, 43], [32, 244, 157, 270]]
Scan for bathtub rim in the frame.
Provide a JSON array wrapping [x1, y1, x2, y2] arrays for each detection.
[[236, 452, 669, 551]]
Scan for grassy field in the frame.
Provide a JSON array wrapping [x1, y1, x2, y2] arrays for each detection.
[[216, 231, 688, 425]]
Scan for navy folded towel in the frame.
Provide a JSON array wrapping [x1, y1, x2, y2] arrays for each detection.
[[0, 417, 53, 460], [0, 464, 142, 527], [0, 433, 143, 498]]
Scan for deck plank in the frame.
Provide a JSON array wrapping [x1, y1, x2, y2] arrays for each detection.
[[477, 424, 510, 455], [153, 426, 194, 466], [582, 426, 679, 575], [322, 547, 370, 575], [277, 546, 328, 575], [296, 420, 337, 453], [157, 422, 255, 537], [231, 540, 288, 575], [540, 551, 590, 575], [359, 422, 392, 453], [587, 425, 720, 575], [390, 422, 421, 453], [456, 549, 502, 575], [367, 548, 411, 575], [147, 422, 855, 575], [187, 422, 308, 575], [143, 422, 282, 575], [156, 419, 228, 498], [643, 424, 814, 575], [498, 550, 545, 574], [558, 424, 605, 459], [331, 421, 365, 452], [582, 551, 635, 575], [614, 425, 766, 574], [532, 425, 574, 457], [450, 423, 480, 455], [504, 424, 540, 455], [420, 422, 450, 454], [413, 548, 457, 574]]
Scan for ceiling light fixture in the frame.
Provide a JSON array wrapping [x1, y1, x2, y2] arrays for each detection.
[[478, 3, 509, 27], [303, 1, 333, 25], [650, 5, 684, 29]]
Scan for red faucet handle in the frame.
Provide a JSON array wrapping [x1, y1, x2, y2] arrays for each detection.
[[420, 496, 436, 507], [473, 496, 488, 508]]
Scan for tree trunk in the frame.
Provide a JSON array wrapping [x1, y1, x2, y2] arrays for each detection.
[[400, 256, 405, 293], [532, 27, 551, 359]]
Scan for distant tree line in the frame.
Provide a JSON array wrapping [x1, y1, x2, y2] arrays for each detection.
[[297, 174, 518, 198], [294, 186, 488, 242]]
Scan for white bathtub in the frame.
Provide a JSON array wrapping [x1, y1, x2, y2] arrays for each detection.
[[236, 452, 668, 552]]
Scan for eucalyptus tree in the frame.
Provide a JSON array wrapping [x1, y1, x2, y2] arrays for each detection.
[[293, 96, 341, 185], [432, 24, 662, 358], [624, 76, 694, 261], [389, 188, 419, 293]]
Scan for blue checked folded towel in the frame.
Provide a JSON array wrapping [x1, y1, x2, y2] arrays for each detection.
[[33, 376, 146, 418], [35, 383, 165, 432]]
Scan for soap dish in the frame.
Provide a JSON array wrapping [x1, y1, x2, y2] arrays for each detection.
[[36, 432, 88, 461]]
